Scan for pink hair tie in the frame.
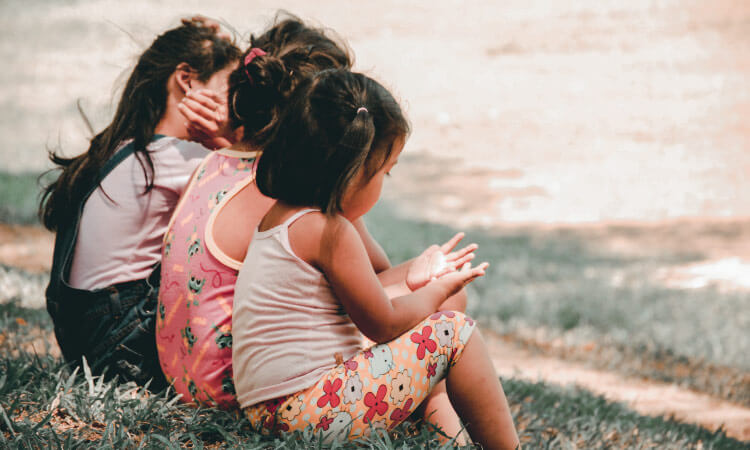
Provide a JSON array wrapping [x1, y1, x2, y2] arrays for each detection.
[[244, 47, 267, 81]]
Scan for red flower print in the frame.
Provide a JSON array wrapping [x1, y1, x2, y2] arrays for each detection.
[[389, 398, 414, 428], [262, 415, 289, 432], [264, 398, 284, 414], [364, 349, 374, 359], [410, 326, 437, 359], [427, 362, 437, 377], [466, 316, 474, 326], [363, 384, 389, 423], [344, 359, 358, 371], [430, 311, 456, 320], [317, 378, 343, 408], [316, 415, 334, 431]]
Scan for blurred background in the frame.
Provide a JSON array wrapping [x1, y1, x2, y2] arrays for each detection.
[[1, 0, 748, 443], [2, 0, 749, 224]]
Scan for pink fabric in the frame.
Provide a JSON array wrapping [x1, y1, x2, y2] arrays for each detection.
[[156, 150, 258, 409], [232, 209, 363, 408], [69, 137, 209, 290]]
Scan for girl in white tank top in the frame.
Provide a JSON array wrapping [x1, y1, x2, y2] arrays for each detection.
[[233, 69, 519, 448]]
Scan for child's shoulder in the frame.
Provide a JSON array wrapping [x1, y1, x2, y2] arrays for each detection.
[[292, 210, 354, 237], [287, 211, 356, 267]]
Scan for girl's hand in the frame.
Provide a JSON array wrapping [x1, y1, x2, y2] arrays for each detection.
[[433, 261, 489, 298], [181, 16, 233, 41], [178, 89, 233, 149], [405, 232, 478, 291]]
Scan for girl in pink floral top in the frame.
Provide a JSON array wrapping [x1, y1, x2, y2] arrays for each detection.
[[156, 15, 352, 408]]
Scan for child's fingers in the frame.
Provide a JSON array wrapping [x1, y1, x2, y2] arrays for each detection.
[[439, 232, 465, 254], [461, 262, 488, 284], [187, 89, 226, 105], [445, 243, 478, 263], [178, 102, 220, 135], [182, 96, 222, 122], [471, 262, 489, 277], [450, 252, 475, 269], [183, 16, 222, 34]]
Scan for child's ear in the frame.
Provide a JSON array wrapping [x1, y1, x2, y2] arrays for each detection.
[[232, 125, 245, 143], [174, 62, 195, 94]]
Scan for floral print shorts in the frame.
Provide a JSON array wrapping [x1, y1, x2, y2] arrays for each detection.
[[243, 311, 476, 442]]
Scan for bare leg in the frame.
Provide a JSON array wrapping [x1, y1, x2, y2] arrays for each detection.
[[417, 381, 469, 445], [421, 290, 467, 443], [446, 329, 519, 450]]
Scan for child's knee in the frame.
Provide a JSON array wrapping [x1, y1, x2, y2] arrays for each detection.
[[424, 311, 476, 354]]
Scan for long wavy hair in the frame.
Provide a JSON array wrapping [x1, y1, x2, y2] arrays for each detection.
[[39, 20, 241, 231]]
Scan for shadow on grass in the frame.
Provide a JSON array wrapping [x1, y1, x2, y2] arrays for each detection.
[[365, 201, 750, 406], [0, 311, 744, 449]]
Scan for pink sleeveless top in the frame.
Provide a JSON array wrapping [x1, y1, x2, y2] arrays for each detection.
[[156, 148, 260, 408]]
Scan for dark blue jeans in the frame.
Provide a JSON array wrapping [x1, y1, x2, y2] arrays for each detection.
[[46, 268, 167, 391]]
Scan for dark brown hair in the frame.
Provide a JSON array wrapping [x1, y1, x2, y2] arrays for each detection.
[[255, 69, 410, 214], [227, 13, 352, 147], [39, 20, 241, 231]]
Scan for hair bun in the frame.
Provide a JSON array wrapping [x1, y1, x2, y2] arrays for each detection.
[[226, 16, 353, 147], [229, 53, 291, 144]]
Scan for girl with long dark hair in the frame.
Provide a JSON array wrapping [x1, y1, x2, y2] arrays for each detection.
[[40, 18, 241, 389]]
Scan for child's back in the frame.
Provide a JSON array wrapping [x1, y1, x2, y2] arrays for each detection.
[[233, 209, 361, 407], [70, 137, 208, 290]]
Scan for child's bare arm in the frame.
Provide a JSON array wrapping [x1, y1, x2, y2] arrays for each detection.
[[351, 217, 391, 273], [306, 216, 485, 343]]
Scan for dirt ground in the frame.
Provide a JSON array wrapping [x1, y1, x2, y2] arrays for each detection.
[[485, 332, 750, 441], [0, 224, 53, 274]]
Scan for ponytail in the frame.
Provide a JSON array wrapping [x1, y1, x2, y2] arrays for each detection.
[[255, 69, 410, 215], [322, 104, 375, 214], [228, 52, 292, 145]]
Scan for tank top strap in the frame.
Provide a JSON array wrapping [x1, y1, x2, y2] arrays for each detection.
[[274, 209, 321, 263], [280, 208, 320, 230]]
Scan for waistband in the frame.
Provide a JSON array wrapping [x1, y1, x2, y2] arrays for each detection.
[[47, 264, 160, 321]]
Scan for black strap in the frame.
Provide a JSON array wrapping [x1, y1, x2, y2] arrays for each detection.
[[47, 136, 166, 298], [58, 141, 138, 281]]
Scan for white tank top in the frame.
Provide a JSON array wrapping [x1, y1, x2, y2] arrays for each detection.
[[232, 209, 362, 407]]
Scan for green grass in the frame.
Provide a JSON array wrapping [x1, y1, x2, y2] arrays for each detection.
[[0, 173, 748, 446], [365, 201, 750, 405], [3, 171, 748, 374], [1, 301, 745, 449], [0, 171, 54, 225]]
